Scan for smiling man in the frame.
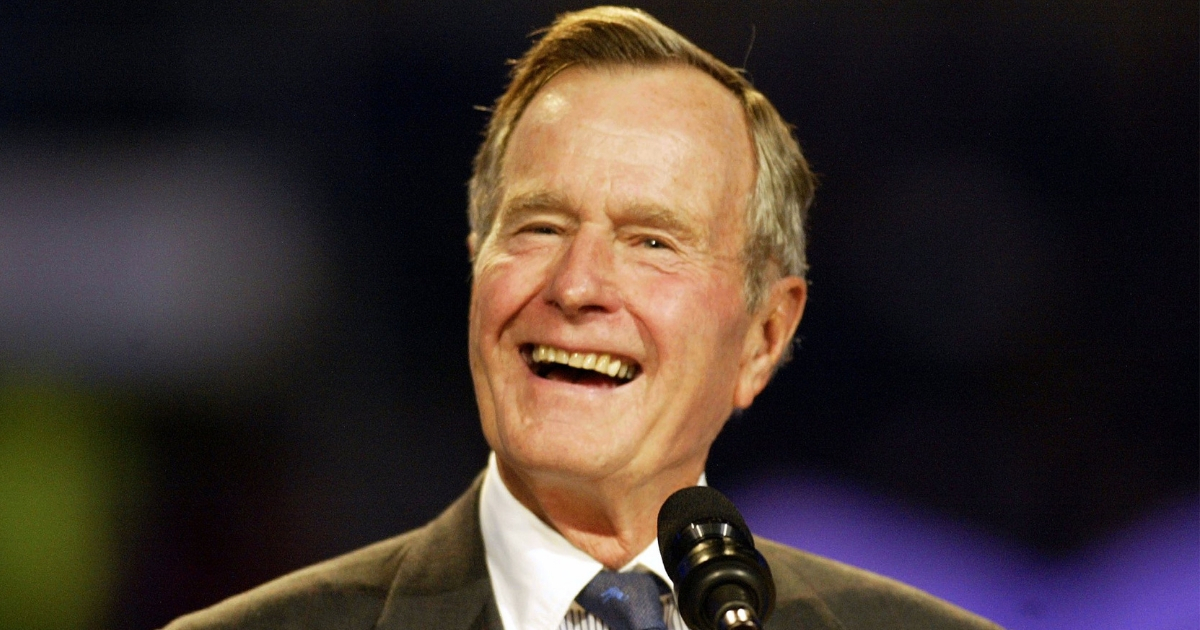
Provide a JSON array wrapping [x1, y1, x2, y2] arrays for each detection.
[[166, 7, 1000, 630], [468, 60, 795, 571]]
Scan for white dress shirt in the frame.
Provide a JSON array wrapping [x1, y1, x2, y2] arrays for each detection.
[[479, 453, 692, 630]]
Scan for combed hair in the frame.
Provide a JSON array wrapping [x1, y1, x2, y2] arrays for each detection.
[[468, 5, 815, 312]]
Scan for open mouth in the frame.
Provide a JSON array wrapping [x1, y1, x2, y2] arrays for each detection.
[[522, 344, 640, 386]]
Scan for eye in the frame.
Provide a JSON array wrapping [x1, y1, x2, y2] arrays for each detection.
[[518, 224, 560, 236], [641, 237, 673, 250]]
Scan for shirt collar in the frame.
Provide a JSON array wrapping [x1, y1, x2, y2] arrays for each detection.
[[480, 453, 701, 630]]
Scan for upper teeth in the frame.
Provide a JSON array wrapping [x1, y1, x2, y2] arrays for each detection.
[[531, 344, 637, 380]]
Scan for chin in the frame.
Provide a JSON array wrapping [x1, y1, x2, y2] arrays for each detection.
[[499, 434, 633, 481]]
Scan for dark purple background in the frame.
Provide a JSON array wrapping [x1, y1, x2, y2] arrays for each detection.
[[0, 2, 1194, 628]]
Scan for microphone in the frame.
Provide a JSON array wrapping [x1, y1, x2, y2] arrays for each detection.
[[657, 486, 775, 630]]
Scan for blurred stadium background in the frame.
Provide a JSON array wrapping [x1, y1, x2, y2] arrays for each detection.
[[0, 2, 1195, 628]]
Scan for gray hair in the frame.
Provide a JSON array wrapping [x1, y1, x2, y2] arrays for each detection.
[[468, 5, 815, 311]]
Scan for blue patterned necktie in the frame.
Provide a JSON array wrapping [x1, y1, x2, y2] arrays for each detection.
[[576, 571, 668, 630]]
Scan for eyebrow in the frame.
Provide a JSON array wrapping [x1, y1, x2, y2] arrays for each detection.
[[496, 190, 574, 227], [501, 190, 569, 214], [617, 202, 704, 245], [497, 190, 705, 244]]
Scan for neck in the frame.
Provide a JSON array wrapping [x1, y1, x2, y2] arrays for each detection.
[[496, 459, 703, 569]]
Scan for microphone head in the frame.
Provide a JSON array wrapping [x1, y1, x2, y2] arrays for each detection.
[[657, 486, 755, 580], [658, 486, 775, 629]]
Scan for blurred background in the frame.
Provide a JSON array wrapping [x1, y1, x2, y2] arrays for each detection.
[[0, 1, 1195, 629]]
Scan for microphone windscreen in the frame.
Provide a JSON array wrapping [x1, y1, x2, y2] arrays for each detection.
[[657, 486, 753, 570]]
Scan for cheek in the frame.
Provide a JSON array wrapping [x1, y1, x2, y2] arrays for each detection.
[[636, 269, 745, 333], [471, 256, 543, 338], [626, 268, 750, 379]]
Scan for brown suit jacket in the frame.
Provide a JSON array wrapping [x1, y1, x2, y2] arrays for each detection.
[[163, 475, 1002, 629]]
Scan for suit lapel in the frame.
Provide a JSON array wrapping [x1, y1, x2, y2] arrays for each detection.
[[376, 578, 498, 630], [368, 475, 845, 630], [758, 540, 848, 630], [374, 473, 503, 630]]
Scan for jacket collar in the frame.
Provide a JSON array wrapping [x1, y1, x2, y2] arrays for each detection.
[[758, 539, 848, 630], [371, 471, 845, 630], [374, 473, 502, 630]]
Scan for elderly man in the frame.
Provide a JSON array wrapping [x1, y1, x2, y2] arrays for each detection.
[[166, 7, 1000, 630]]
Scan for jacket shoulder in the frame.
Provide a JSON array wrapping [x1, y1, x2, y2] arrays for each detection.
[[161, 529, 421, 630], [161, 474, 490, 630], [759, 539, 1003, 630]]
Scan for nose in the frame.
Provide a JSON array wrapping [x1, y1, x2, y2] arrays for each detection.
[[543, 226, 620, 317]]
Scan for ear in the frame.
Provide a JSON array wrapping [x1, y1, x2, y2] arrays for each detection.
[[732, 275, 807, 409], [467, 232, 479, 260]]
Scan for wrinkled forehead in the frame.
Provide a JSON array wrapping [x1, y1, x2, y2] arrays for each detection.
[[500, 65, 756, 230], [511, 63, 752, 170]]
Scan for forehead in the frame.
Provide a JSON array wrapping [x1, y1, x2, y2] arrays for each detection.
[[500, 64, 755, 232], [515, 63, 749, 142]]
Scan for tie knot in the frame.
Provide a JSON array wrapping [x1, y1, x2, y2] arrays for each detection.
[[576, 571, 668, 630]]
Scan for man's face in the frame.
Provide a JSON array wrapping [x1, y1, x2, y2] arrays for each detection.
[[469, 65, 772, 489]]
